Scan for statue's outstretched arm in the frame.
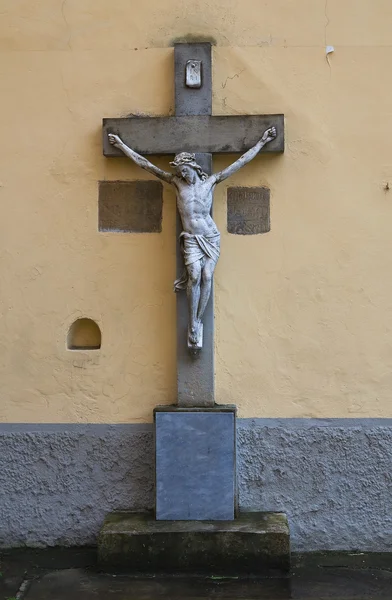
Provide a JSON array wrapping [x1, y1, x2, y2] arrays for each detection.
[[108, 134, 174, 184], [211, 126, 277, 184]]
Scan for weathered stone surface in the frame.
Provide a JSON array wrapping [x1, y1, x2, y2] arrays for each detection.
[[103, 115, 285, 156], [155, 407, 236, 520], [98, 180, 163, 233], [98, 511, 290, 574], [227, 186, 270, 235]]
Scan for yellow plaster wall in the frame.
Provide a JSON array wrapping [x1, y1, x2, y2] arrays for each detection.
[[1, 0, 392, 422]]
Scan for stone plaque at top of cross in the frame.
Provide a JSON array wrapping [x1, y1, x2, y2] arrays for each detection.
[[103, 43, 284, 406]]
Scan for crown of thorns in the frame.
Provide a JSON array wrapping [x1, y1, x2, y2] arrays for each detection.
[[170, 152, 197, 167]]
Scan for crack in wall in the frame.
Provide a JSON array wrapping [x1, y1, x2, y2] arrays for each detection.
[[324, 0, 333, 70], [221, 69, 245, 89], [61, 0, 72, 51], [324, 0, 330, 45]]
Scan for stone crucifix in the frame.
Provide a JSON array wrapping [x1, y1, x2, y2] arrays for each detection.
[[108, 127, 277, 350], [103, 43, 284, 406]]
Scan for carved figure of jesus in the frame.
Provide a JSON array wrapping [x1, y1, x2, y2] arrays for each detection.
[[108, 127, 277, 350]]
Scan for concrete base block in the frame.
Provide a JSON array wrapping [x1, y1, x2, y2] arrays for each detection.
[[98, 511, 290, 574]]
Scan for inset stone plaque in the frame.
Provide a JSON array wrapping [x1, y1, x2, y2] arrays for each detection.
[[227, 186, 270, 235], [99, 180, 163, 233]]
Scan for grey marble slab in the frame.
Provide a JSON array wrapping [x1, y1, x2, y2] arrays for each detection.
[[155, 409, 236, 520]]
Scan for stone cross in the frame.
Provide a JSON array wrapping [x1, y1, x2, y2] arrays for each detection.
[[103, 43, 284, 408]]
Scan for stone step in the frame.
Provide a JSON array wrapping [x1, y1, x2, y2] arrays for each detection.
[[98, 511, 290, 575]]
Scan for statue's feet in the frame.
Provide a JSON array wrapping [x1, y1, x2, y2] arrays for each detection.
[[189, 325, 199, 346], [188, 321, 203, 353]]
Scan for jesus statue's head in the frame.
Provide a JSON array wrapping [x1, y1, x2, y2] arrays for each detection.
[[170, 152, 207, 184]]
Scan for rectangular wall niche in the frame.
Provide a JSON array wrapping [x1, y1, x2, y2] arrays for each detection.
[[227, 186, 270, 235], [98, 180, 163, 233]]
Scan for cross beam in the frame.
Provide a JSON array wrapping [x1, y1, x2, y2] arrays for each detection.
[[103, 114, 284, 156]]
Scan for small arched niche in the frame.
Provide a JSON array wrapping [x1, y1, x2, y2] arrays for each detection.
[[67, 318, 101, 350]]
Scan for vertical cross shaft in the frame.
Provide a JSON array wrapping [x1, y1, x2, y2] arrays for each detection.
[[174, 43, 215, 407]]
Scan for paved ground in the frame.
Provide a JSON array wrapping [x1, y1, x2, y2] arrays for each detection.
[[1, 549, 392, 599]]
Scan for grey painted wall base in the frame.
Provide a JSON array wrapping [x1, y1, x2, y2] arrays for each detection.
[[1, 419, 392, 551]]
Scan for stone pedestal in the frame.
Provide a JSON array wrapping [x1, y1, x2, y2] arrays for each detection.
[[98, 511, 290, 574], [154, 406, 236, 520], [97, 405, 291, 573]]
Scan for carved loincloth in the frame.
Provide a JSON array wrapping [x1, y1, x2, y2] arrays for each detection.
[[174, 232, 221, 292]]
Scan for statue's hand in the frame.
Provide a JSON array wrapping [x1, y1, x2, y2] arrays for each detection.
[[108, 133, 123, 147], [261, 126, 277, 144]]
